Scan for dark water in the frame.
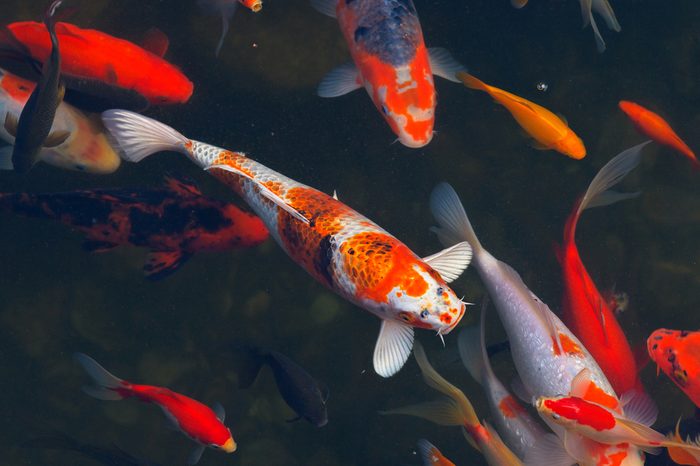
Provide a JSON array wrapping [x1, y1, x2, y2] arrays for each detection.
[[1, 0, 699, 465]]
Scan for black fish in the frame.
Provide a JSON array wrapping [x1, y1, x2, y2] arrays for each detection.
[[6, 0, 67, 173], [239, 347, 329, 427]]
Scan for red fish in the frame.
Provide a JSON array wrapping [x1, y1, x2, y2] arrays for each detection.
[[0, 22, 193, 110], [619, 101, 698, 168], [557, 142, 650, 398], [74, 353, 235, 465], [0, 174, 268, 279], [648, 329, 700, 408]]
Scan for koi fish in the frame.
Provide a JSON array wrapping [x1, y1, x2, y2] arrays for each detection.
[[311, 0, 465, 148], [0, 22, 193, 110], [557, 141, 652, 398], [458, 302, 547, 459], [197, 0, 262, 57], [429, 180, 646, 465], [9, 0, 64, 173], [579, 0, 621, 52], [383, 341, 523, 466], [619, 101, 698, 168], [0, 68, 121, 173], [0, 174, 268, 279], [102, 109, 472, 377], [417, 439, 456, 466], [648, 329, 700, 408], [456, 72, 586, 159], [74, 353, 236, 465], [665, 420, 700, 466]]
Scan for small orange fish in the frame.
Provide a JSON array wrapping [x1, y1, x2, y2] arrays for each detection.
[[619, 101, 697, 167], [666, 420, 700, 466], [647, 329, 700, 408], [416, 439, 456, 466], [457, 72, 586, 159]]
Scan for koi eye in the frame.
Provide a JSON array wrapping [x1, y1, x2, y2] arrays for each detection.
[[420, 309, 429, 319]]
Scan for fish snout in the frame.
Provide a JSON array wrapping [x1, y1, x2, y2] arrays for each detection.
[[222, 437, 237, 453]]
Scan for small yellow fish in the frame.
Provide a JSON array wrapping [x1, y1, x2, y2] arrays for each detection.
[[457, 72, 586, 160]]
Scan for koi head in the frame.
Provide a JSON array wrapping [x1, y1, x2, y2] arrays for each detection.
[[536, 396, 616, 432], [239, 0, 262, 12], [554, 130, 587, 160], [647, 328, 697, 390], [208, 428, 237, 454]]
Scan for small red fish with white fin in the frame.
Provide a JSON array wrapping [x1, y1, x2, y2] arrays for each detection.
[[102, 109, 472, 378], [74, 353, 236, 465]]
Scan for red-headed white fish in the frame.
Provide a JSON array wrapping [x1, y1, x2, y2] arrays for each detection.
[[74, 353, 235, 465], [102, 109, 472, 378], [311, 0, 465, 148]]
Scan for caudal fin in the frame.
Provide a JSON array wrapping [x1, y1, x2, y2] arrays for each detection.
[[458, 300, 491, 386], [417, 439, 454, 466], [74, 353, 126, 401], [456, 72, 489, 92], [101, 110, 189, 163], [430, 182, 483, 253]]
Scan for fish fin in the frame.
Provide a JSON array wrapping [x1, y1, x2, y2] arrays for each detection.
[[421, 241, 472, 283], [457, 72, 489, 92], [430, 182, 483, 252], [416, 439, 447, 465], [0, 146, 14, 170], [530, 139, 551, 151], [43, 130, 70, 148], [510, 375, 533, 403], [557, 113, 568, 125], [511, 0, 528, 8], [141, 27, 170, 57], [187, 445, 206, 465], [620, 389, 658, 427], [569, 368, 594, 398], [381, 398, 465, 427], [524, 433, 576, 466], [310, 0, 337, 18], [373, 319, 414, 377], [428, 47, 466, 83], [101, 109, 190, 163], [457, 298, 490, 385], [163, 173, 202, 197], [562, 431, 594, 465], [215, 4, 235, 57], [4, 112, 18, 137], [577, 141, 649, 215], [590, 6, 607, 52], [56, 81, 66, 105], [592, 0, 621, 31], [73, 353, 126, 401], [206, 164, 310, 225], [143, 250, 191, 280], [616, 417, 667, 443], [317, 62, 361, 98], [212, 402, 226, 422], [460, 427, 480, 451], [81, 240, 119, 252], [332, 190, 338, 200]]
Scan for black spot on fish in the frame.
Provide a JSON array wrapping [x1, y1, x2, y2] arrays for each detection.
[[354, 26, 369, 43], [652, 343, 658, 350], [681, 331, 689, 338], [314, 235, 335, 288], [194, 206, 230, 232]]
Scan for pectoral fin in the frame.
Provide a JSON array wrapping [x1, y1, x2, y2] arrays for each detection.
[[317, 62, 361, 98], [373, 319, 414, 378], [143, 250, 191, 280], [428, 47, 466, 83], [212, 402, 226, 422], [422, 241, 472, 283], [187, 445, 206, 465], [4, 112, 18, 137]]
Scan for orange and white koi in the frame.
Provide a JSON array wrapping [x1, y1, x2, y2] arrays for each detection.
[[385, 341, 523, 466], [197, 0, 262, 56], [457, 72, 586, 159], [429, 180, 646, 465], [311, 0, 465, 148], [0, 68, 120, 173], [102, 109, 472, 378], [417, 439, 456, 466], [74, 353, 235, 465], [648, 329, 700, 408]]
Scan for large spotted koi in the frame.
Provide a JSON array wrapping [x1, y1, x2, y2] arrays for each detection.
[[102, 109, 472, 378], [648, 329, 700, 409], [311, 0, 465, 148]]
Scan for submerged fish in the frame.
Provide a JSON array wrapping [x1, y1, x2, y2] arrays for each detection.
[[579, 0, 621, 52], [74, 353, 236, 465], [0, 21, 193, 110], [619, 101, 698, 168], [648, 329, 700, 409], [457, 72, 586, 159], [9, 0, 65, 173], [429, 180, 646, 465], [0, 68, 120, 173], [557, 141, 651, 398], [417, 439, 456, 466], [0, 174, 269, 279], [102, 109, 472, 377], [197, 0, 263, 57], [238, 346, 329, 427], [311, 0, 465, 148]]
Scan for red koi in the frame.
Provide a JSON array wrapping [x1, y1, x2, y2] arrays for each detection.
[[647, 329, 700, 408]]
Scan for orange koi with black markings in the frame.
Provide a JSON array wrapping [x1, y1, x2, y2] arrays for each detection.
[[0, 174, 268, 279], [648, 329, 700, 409]]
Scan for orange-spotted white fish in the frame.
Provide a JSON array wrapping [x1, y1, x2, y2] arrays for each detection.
[[198, 0, 262, 57], [579, 0, 621, 52], [102, 109, 472, 378], [0, 68, 120, 173], [457, 72, 586, 160], [385, 341, 523, 466], [429, 182, 647, 466], [417, 439, 456, 466], [311, 0, 465, 148], [74, 353, 236, 465], [458, 303, 547, 459]]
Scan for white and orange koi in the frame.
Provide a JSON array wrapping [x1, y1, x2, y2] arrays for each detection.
[[311, 0, 465, 148], [102, 109, 472, 378]]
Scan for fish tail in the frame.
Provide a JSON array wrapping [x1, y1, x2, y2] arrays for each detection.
[[236, 346, 267, 389], [416, 439, 449, 466], [457, 72, 489, 92], [430, 182, 483, 253], [73, 353, 128, 401], [457, 300, 491, 386], [102, 110, 190, 163]]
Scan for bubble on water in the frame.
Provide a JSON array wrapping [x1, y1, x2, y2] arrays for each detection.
[[536, 81, 549, 92]]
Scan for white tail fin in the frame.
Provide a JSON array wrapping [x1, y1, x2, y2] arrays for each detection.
[[74, 353, 126, 401], [101, 110, 189, 163], [430, 182, 482, 252], [458, 299, 491, 386], [592, 0, 621, 31]]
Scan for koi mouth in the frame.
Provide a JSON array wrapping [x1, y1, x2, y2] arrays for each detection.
[[443, 301, 467, 334]]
